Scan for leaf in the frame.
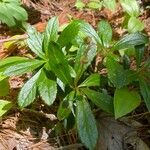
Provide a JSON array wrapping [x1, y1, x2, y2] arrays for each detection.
[[58, 20, 81, 48], [113, 32, 149, 51], [0, 57, 29, 72], [103, 0, 117, 11], [0, 1, 28, 27], [79, 73, 100, 87], [79, 20, 102, 44], [18, 70, 41, 108], [128, 17, 144, 33], [139, 79, 150, 111], [7, 3, 28, 21], [81, 88, 113, 113], [74, 43, 97, 84], [135, 44, 145, 68], [105, 56, 127, 88], [43, 17, 59, 53], [87, 1, 102, 10], [75, 0, 85, 9], [0, 100, 13, 117], [27, 25, 45, 59], [0, 78, 9, 96], [114, 88, 141, 119], [3, 59, 44, 76], [120, 0, 140, 17], [76, 96, 98, 150], [57, 91, 75, 120], [48, 42, 72, 85], [97, 20, 112, 48], [38, 70, 57, 106]]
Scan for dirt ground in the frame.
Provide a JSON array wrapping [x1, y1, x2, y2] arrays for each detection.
[[0, 0, 150, 149]]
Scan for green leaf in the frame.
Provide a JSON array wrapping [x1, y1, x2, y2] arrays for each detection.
[[38, 70, 57, 106], [0, 78, 9, 96], [113, 32, 149, 51], [43, 17, 59, 53], [87, 1, 102, 10], [135, 44, 145, 68], [103, 0, 117, 11], [58, 20, 81, 47], [114, 88, 141, 119], [128, 17, 144, 33], [7, 3, 28, 21], [120, 0, 140, 17], [105, 56, 127, 88], [79, 73, 100, 87], [3, 59, 44, 76], [74, 43, 97, 84], [0, 57, 29, 72], [76, 96, 98, 150], [57, 91, 75, 120], [48, 42, 72, 85], [97, 20, 112, 48], [82, 88, 113, 113], [139, 79, 150, 111], [75, 0, 85, 9], [27, 25, 45, 59], [0, 1, 28, 27], [0, 100, 13, 117], [18, 70, 41, 108], [79, 21, 102, 44]]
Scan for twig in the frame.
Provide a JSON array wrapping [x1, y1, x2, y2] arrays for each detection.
[[0, 34, 28, 43], [127, 112, 150, 118]]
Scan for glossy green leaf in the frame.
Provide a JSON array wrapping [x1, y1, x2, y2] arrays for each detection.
[[113, 32, 149, 50], [57, 91, 75, 120], [103, 0, 117, 11], [18, 70, 41, 108], [97, 20, 112, 48], [48, 42, 72, 85], [58, 21, 81, 47], [43, 17, 59, 53], [135, 44, 145, 68], [79, 73, 100, 87], [3, 59, 44, 76], [0, 57, 29, 72], [82, 88, 113, 113], [76, 96, 98, 150], [0, 100, 13, 117], [139, 79, 150, 111], [128, 17, 144, 33], [74, 43, 97, 84], [38, 70, 57, 106], [120, 0, 140, 17], [79, 21, 102, 44], [27, 25, 45, 59], [0, 78, 9, 96], [114, 88, 141, 119], [105, 56, 127, 88]]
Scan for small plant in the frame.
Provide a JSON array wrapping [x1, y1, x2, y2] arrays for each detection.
[[0, 17, 149, 149], [75, 0, 117, 11], [120, 0, 145, 33], [0, 0, 28, 27]]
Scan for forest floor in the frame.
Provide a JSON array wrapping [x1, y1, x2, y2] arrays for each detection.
[[0, 0, 150, 149]]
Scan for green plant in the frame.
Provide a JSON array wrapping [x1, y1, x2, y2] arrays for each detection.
[[75, 0, 117, 11], [120, 0, 145, 33], [0, 0, 28, 27], [0, 17, 149, 149]]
